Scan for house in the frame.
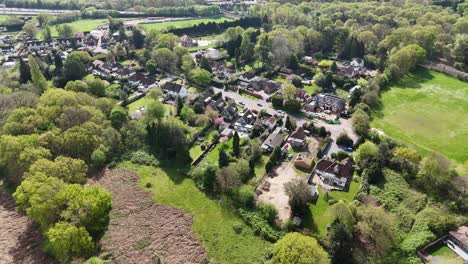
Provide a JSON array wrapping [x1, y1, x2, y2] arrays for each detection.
[[305, 94, 346, 115], [248, 78, 282, 94], [310, 158, 354, 190], [222, 102, 239, 122], [295, 89, 307, 101], [87, 59, 105, 72], [260, 116, 276, 132], [239, 72, 256, 85], [350, 58, 364, 67], [447, 225, 468, 260], [233, 109, 256, 135], [203, 48, 225, 61], [261, 127, 286, 152], [302, 56, 318, 65], [294, 153, 314, 170], [209, 97, 227, 113], [161, 81, 187, 99], [180, 35, 194, 48], [287, 127, 307, 149]]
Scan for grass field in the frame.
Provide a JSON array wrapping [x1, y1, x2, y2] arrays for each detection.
[[141, 17, 231, 32], [127, 96, 175, 116], [303, 177, 361, 237], [39, 19, 109, 38], [120, 162, 271, 263], [372, 68, 468, 164]]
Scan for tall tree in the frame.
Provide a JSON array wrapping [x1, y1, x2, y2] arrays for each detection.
[[28, 55, 48, 94], [232, 132, 240, 157], [132, 28, 145, 49], [273, 232, 328, 264], [219, 149, 230, 168], [324, 219, 354, 264], [19, 57, 32, 84]]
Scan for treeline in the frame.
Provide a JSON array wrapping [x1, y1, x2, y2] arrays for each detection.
[[3, 0, 198, 10], [169, 17, 263, 37]]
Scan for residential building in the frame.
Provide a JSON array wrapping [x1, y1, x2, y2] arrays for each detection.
[[294, 153, 314, 170], [180, 35, 194, 48], [261, 127, 286, 152], [305, 93, 346, 115], [310, 158, 354, 190], [287, 127, 307, 149], [222, 102, 239, 122], [447, 225, 468, 260], [233, 109, 256, 135], [248, 78, 282, 94], [161, 81, 187, 99]]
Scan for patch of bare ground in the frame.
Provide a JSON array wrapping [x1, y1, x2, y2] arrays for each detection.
[[0, 191, 56, 264], [92, 168, 206, 264]]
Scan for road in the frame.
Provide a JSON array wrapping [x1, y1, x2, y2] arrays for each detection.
[[211, 87, 357, 156]]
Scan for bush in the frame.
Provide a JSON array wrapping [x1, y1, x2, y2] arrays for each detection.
[[239, 208, 284, 242], [336, 133, 354, 148], [233, 185, 255, 209], [256, 202, 278, 225], [232, 222, 244, 234], [130, 151, 160, 166]]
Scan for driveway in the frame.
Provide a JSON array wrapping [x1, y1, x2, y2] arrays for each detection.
[[211, 87, 276, 115]]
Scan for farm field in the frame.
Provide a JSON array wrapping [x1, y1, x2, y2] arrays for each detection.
[[140, 17, 231, 31], [120, 161, 271, 263], [372, 68, 468, 164]]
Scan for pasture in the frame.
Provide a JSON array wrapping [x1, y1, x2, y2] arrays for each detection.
[[372, 68, 468, 164]]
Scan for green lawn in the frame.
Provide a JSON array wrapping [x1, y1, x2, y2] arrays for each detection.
[[141, 17, 232, 32], [303, 177, 361, 237], [120, 161, 271, 263], [41, 19, 109, 38], [430, 245, 464, 263], [127, 96, 175, 116], [372, 68, 468, 164], [204, 138, 233, 164]]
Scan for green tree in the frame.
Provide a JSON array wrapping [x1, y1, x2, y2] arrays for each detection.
[[189, 69, 212, 86], [453, 34, 468, 67], [190, 162, 219, 191], [65, 80, 88, 92], [110, 106, 128, 128], [42, 26, 52, 41], [273, 232, 328, 264], [85, 75, 106, 97], [45, 222, 94, 263], [181, 54, 195, 75], [19, 57, 32, 84], [146, 59, 157, 75], [324, 219, 354, 264], [232, 132, 240, 157], [219, 148, 230, 168], [354, 141, 379, 168], [57, 24, 74, 37], [23, 22, 37, 39], [28, 156, 88, 184], [145, 100, 166, 121], [63, 57, 87, 82], [153, 47, 178, 73], [37, 13, 49, 27], [284, 179, 313, 214], [352, 109, 370, 136], [216, 165, 242, 192], [416, 153, 454, 195], [132, 28, 145, 49], [329, 201, 355, 233], [282, 83, 296, 100], [29, 55, 48, 94]]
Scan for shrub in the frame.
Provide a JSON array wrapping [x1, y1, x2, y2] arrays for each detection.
[[130, 151, 160, 166], [238, 208, 284, 242], [232, 185, 255, 209], [336, 133, 354, 148], [256, 202, 278, 225], [232, 222, 244, 234]]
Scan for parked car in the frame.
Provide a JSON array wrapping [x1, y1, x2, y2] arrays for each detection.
[[257, 103, 263, 107], [239, 102, 245, 106]]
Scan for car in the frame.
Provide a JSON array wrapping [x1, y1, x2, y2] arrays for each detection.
[[344, 147, 353, 152], [257, 103, 263, 107], [239, 102, 245, 106]]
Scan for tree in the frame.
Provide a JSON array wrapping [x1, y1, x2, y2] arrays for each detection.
[[42, 26, 52, 41], [13, 172, 65, 229], [219, 149, 230, 168], [288, 54, 300, 70], [146, 59, 157, 75], [313, 71, 332, 89], [282, 83, 296, 100], [190, 162, 219, 191], [53, 52, 64, 76], [85, 75, 106, 97], [386, 44, 426, 80], [273, 232, 328, 264], [181, 54, 195, 75], [352, 109, 370, 136], [57, 24, 74, 37], [271, 95, 284, 108], [113, 43, 126, 60], [336, 133, 353, 148], [152, 48, 178, 73], [28, 156, 87, 184], [354, 141, 379, 168], [180, 105, 196, 124], [355, 206, 396, 257], [110, 106, 128, 128], [45, 222, 94, 263], [417, 153, 454, 195], [271, 33, 292, 66], [284, 179, 313, 214], [63, 57, 86, 82], [65, 80, 88, 92], [19, 57, 32, 84], [329, 201, 355, 233], [453, 34, 468, 67], [189, 69, 212, 86], [23, 22, 37, 39], [216, 165, 242, 192], [391, 147, 420, 173], [145, 100, 166, 121], [324, 219, 353, 264], [37, 13, 49, 27], [240, 32, 255, 62], [29, 55, 48, 94], [285, 116, 296, 131], [232, 132, 240, 157]]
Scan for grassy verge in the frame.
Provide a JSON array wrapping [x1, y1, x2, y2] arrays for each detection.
[[303, 177, 361, 237], [119, 161, 271, 263]]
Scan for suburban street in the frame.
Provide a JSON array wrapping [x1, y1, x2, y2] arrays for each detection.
[[211, 87, 357, 156]]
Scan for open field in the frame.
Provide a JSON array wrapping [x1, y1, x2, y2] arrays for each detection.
[[120, 161, 271, 263], [303, 177, 361, 237], [141, 17, 231, 31], [41, 19, 109, 38], [372, 68, 468, 164], [94, 168, 206, 263], [126, 96, 176, 116]]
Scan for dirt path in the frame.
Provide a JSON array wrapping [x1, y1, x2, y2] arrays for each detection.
[[93, 168, 206, 264], [0, 191, 56, 264]]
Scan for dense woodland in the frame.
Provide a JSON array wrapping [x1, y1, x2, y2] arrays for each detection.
[[0, 0, 467, 263]]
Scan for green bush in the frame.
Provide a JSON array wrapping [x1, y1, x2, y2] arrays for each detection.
[[239, 208, 284, 242], [130, 151, 160, 166], [232, 222, 244, 234], [256, 202, 278, 225]]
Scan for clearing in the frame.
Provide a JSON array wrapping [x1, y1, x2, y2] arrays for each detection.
[[93, 168, 206, 264], [120, 161, 271, 263], [140, 17, 231, 31], [0, 191, 56, 264], [372, 68, 468, 164]]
